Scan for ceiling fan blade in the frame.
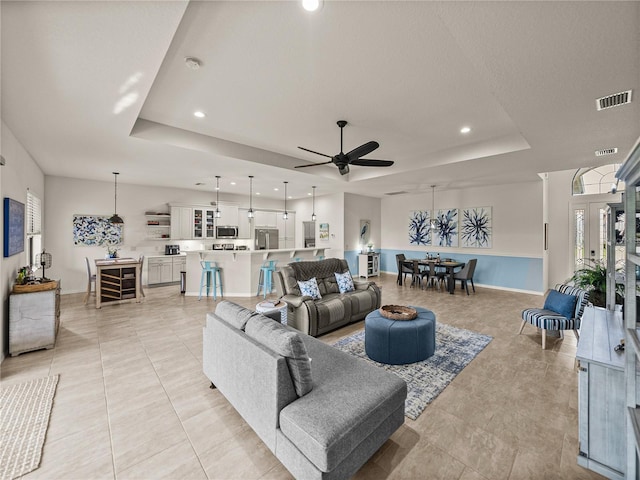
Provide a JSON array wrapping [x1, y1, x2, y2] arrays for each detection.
[[294, 160, 334, 169], [349, 159, 394, 167], [345, 141, 379, 161], [298, 146, 333, 158]]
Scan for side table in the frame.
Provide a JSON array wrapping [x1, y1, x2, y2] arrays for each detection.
[[256, 301, 288, 325]]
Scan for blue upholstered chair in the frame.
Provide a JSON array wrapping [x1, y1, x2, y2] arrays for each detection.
[[519, 284, 589, 350]]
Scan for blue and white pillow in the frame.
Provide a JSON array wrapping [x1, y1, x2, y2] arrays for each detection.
[[298, 277, 322, 299], [334, 271, 355, 294]]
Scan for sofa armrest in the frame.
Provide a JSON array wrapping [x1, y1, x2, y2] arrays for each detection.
[[281, 294, 314, 308], [354, 280, 375, 290]]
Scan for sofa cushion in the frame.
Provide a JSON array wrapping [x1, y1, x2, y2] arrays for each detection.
[[334, 271, 355, 294], [298, 277, 322, 300], [346, 289, 376, 316], [543, 290, 577, 319], [279, 335, 407, 472], [245, 315, 313, 397], [315, 295, 349, 330], [215, 300, 258, 330]]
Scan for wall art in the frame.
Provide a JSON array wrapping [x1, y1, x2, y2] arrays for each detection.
[[4, 197, 25, 257], [319, 223, 329, 241], [360, 219, 371, 246], [461, 207, 492, 248], [73, 215, 123, 246], [409, 210, 431, 246], [434, 209, 458, 247]]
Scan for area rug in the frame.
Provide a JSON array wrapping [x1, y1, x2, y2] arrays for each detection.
[[332, 324, 492, 420], [0, 375, 59, 480]]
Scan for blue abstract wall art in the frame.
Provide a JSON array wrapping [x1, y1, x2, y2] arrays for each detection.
[[434, 209, 458, 247], [461, 207, 492, 248], [73, 215, 123, 246], [409, 210, 431, 245], [4, 197, 25, 257]]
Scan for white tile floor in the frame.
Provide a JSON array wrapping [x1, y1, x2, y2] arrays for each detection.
[[1, 274, 605, 479]]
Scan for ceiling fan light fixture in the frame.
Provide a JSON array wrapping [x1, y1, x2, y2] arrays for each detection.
[[109, 172, 124, 224]]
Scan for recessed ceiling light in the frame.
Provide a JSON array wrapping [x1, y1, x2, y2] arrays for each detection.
[[194, 111, 206, 118], [460, 126, 471, 134], [274, 188, 279, 191], [230, 181, 236, 185], [256, 192, 261, 195], [195, 182, 205, 186], [185, 57, 202, 70], [288, 196, 293, 199], [307, 192, 312, 196], [302, 0, 322, 12]]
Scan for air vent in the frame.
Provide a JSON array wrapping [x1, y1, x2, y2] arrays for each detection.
[[385, 191, 409, 196], [595, 148, 618, 157], [596, 90, 632, 111]]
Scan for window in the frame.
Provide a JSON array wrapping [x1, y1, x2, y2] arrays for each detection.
[[572, 163, 625, 195], [26, 191, 42, 267]]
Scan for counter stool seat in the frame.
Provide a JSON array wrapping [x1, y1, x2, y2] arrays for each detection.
[[257, 260, 278, 298], [365, 306, 436, 365], [199, 261, 223, 300]]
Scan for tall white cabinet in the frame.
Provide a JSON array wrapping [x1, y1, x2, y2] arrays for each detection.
[[358, 253, 380, 278], [616, 136, 640, 480]]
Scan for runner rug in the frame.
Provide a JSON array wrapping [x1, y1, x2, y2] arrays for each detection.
[[0, 375, 59, 480], [332, 324, 492, 420]]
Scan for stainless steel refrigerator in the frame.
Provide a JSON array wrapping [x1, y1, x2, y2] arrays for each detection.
[[255, 228, 279, 250]]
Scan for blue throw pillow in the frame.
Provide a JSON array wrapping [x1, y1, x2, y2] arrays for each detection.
[[334, 271, 355, 294], [298, 277, 322, 299], [543, 290, 578, 319]]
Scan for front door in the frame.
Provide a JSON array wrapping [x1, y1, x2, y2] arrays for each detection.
[[571, 201, 608, 271]]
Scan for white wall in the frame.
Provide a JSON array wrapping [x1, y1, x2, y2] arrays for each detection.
[[44, 176, 287, 294], [381, 181, 543, 257], [344, 193, 381, 252], [1, 121, 46, 361]]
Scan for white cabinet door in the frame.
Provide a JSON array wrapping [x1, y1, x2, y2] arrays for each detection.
[[172, 257, 186, 282], [204, 209, 216, 239], [217, 205, 239, 226], [171, 207, 193, 240], [238, 208, 252, 239], [255, 210, 277, 228], [160, 262, 173, 283], [147, 261, 161, 284]]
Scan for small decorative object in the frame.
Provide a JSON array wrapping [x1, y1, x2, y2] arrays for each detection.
[[106, 246, 120, 258], [4, 197, 25, 257], [380, 305, 418, 321]]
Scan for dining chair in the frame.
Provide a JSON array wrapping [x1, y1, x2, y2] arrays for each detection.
[[410, 260, 429, 289], [396, 254, 412, 285], [138, 254, 146, 298], [84, 257, 96, 304], [453, 258, 477, 295]]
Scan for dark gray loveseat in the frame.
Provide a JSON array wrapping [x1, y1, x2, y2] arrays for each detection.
[[274, 258, 381, 337]]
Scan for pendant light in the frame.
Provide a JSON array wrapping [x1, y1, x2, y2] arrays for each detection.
[[282, 181, 289, 220], [430, 184, 437, 231], [247, 176, 254, 219], [215, 176, 221, 218], [109, 172, 124, 224], [311, 186, 317, 221]]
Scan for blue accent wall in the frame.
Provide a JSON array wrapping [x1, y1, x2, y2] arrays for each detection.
[[380, 249, 543, 292], [344, 250, 359, 274]]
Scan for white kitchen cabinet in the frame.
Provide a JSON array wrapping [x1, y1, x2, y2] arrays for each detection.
[[238, 208, 252, 239], [217, 204, 239, 227], [172, 256, 186, 282], [254, 210, 278, 228], [148, 257, 175, 285], [170, 206, 193, 240], [193, 207, 216, 239]]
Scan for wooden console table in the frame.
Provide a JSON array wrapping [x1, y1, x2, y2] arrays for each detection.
[[95, 258, 141, 308]]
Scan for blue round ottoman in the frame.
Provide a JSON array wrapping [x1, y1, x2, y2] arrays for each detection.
[[365, 306, 436, 365]]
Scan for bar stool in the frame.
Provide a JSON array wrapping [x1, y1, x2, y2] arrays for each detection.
[[257, 260, 278, 298], [199, 260, 223, 300]]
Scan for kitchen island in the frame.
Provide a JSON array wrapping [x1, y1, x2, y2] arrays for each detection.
[[184, 247, 328, 297]]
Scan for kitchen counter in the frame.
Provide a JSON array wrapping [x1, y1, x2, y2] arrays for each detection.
[[184, 247, 328, 297]]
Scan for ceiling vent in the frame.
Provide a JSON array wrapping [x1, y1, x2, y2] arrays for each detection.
[[596, 90, 632, 111], [595, 148, 618, 157], [385, 191, 409, 196]]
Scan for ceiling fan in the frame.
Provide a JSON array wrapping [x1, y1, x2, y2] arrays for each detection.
[[295, 120, 394, 176]]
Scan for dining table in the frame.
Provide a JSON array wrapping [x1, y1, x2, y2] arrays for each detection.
[[398, 258, 465, 294]]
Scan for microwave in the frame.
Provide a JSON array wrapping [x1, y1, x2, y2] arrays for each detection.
[[216, 226, 239, 239]]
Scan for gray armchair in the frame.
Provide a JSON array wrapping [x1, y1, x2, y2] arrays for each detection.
[[274, 258, 381, 337]]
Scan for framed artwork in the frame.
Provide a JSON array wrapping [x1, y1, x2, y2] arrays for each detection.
[[461, 207, 492, 248], [319, 223, 329, 241], [73, 215, 123, 246], [3, 197, 25, 257], [409, 210, 431, 246], [360, 219, 371, 246], [434, 208, 458, 247]]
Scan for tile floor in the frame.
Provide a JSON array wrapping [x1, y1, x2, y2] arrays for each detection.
[[1, 273, 605, 480]]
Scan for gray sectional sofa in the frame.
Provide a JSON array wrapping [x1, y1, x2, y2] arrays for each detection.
[[274, 258, 381, 337], [203, 301, 407, 480]]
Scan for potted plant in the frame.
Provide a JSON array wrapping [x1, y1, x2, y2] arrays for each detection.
[[570, 259, 624, 308]]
